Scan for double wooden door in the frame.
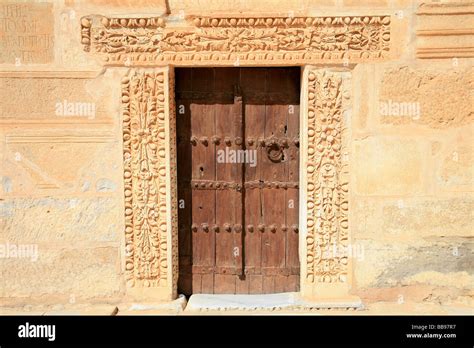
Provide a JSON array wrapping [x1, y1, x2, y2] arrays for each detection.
[[176, 68, 300, 294]]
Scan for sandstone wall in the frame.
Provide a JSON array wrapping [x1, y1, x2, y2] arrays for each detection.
[[0, 0, 472, 311], [351, 60, 473, 307]]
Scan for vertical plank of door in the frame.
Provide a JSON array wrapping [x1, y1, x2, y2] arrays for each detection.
[[177, 96, 193, 295], [176, 68, 195, 295], [175, 69, 193, 295], [262, 103, 287, 293], [241, 68, 267, 294], [232, 81, 245, 293], [191, 68, 216, 293], [214, 68, 239, 293], [285, 68, 300, 292], [286, 102, 300, 293], [241, 102, 265, 294], [262, 69, 288, 293]]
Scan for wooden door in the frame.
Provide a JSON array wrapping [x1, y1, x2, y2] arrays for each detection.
[[177, 68, 300, 295]]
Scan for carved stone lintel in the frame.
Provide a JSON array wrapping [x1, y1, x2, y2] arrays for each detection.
[[81, 15, 391, 65]]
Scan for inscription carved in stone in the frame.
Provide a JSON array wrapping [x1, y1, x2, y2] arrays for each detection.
[[0, 3, 54, 64]]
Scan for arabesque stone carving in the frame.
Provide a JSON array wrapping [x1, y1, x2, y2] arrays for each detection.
[[121, 69, 177, 291], [81, 15, 390, 65], [305, 69, 350, 284]]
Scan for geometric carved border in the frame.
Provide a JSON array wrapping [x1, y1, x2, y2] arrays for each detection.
[[81, 15, 391, 66], [121, 68, 177, 296], [304, 68, 351, 286]]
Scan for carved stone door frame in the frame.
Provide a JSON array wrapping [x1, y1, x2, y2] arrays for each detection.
[[81, 14, 391, 304]]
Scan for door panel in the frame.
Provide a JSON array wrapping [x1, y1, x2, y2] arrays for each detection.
[[177, 68, 300, 295]]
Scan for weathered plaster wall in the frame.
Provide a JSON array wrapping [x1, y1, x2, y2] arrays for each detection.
[[0, 0, 472, 311]]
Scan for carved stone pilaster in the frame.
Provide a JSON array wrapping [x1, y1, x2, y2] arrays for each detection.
[[121, 68, 177, 299], [302, 67, 356, 301]]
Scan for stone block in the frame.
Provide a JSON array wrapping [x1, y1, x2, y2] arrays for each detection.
[[353, 197, 474, 239], [378, 66, 473, 127], [438, 142, 474, 188], [353, 239, 473, 289], [0, 74, 115, 123], [0, 197, 122, 243], [0, 247, 122, 301], [353, 137, 423, 195]]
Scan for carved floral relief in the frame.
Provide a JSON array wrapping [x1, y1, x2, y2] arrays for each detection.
[[81, 15, 390, 65], [122, 70, 170, 288], [305, 70, 350, 284]]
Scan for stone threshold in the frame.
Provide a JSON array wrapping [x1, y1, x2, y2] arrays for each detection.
[[184, 292, 363, 312], [118, 295, 187, 315]]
